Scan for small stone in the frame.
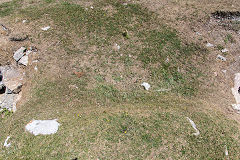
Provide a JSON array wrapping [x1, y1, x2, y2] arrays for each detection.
[[13, 47, 26, 62], [22, 20, 27, 23], [217, 54, 226, 61], [41, 26, 50, 31], [221, 48, 229, 53], [206, 42, 214, 47], [141, 82, 150, 90]]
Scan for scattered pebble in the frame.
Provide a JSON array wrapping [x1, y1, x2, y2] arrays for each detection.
[[186, 117, 200, 136], [222, 70, 227, 74], [34, 66, 38, 71], [221, 48, 229, 53], [41, 26, 50, 31], [206, 42, 214, 47], [90, 6, 93, 9], [113, 43, 120, 50], [3, 136, 11, 148], [141, 82, 150, 90], [217, 54, 226, 61], [25, 119, 60, 136], [128, 54, 132, 58], [22, 20, 27, 23], [123, 3, 128, 5]]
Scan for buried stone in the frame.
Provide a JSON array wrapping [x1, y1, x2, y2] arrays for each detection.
[[212, 11, 240, 20]]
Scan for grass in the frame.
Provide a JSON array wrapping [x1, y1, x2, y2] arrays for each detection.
[[0, 0, 240, 159], [0, 0, 22, 17]]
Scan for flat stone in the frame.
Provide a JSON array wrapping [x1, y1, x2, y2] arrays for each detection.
[[0, 65, 23, 92], [13, 47, 26, 62], [18, 55, 28, 66]]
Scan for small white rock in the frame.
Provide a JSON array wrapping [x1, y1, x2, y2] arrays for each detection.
[[90, 6, 93, 9], [206, 42, 214, 47], [34, 66, 38, 71], [217, 54, 226, 61], [221, 48, 229, 53], [141, 82, 150, 90], [22, 20, 27, 23], [3, 136, 11, 148], [222, 70, 227, 74], [41, 26, 50, 31], [128, 54, 132, 58]]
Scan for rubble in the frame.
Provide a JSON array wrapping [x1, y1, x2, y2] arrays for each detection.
[[0, 66, 23, 111]]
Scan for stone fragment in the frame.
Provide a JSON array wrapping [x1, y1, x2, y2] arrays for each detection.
[[13, 47, 26, 61], [18, 55, 28, 66]]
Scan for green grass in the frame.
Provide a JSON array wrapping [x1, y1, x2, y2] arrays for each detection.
[[0, 0, 22, 17], [19, 0, 205, 95], [0, 0, 239, 159], [1, 79, 240, 159]]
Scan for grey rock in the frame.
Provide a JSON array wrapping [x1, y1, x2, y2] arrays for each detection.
[[13, 47, 26, 62], [0, 93, 16, 111]]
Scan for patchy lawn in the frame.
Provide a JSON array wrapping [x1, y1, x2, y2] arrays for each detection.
[[0, 0, 240, 159]]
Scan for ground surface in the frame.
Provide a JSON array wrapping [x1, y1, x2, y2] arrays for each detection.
[[1, 0, 240, 159]]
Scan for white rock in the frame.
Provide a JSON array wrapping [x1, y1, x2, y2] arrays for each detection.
[[34, 66, 38, 71], [186, 117, 200, 136], [231, 73, 240, 104], [217, 54, 226, 61], [18, 55, 28, 66], [206, 42, 214, 47], [3, 136, 11, 148], [221, 48, 229, 53], [232, 104, 240, 112], [225, 145, 229, 156], [222, 70, 227, 74], [22, 20, 27, 23], [141, 82, 150, 90], [25, 119, 60, 136], [13, 47, 26, 62], [90, 6, 93, 9], [41, 26, 50, 31]]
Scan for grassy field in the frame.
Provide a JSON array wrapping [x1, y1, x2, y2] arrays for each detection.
[[0, 0, 240, 159]]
